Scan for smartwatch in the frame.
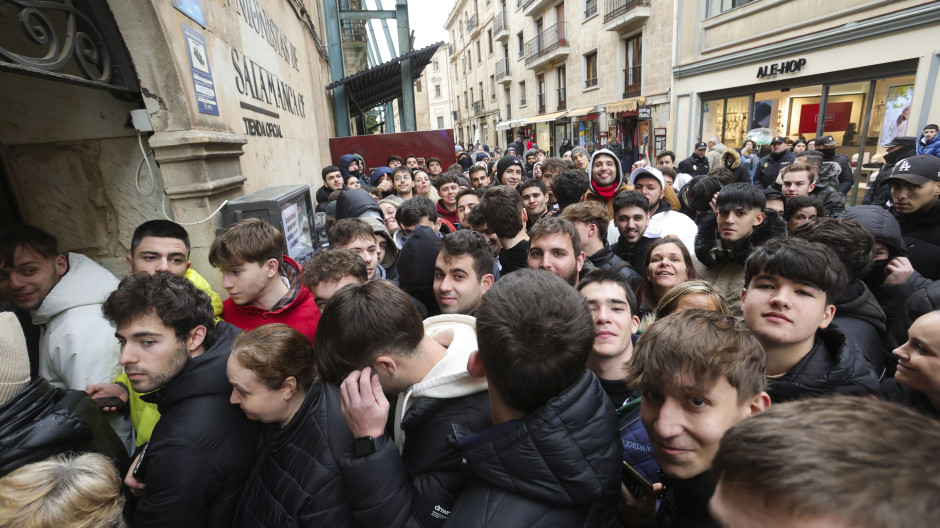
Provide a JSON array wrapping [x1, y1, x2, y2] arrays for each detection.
[[353, 436, 378, 458]]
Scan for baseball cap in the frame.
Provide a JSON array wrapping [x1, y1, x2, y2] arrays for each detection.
[[814, 135, 837, 147], [629, 167, 665, 189], [886, 155, 940, 185], [771, 136, 788, 144], [694, 141, 707, 150], [882, 136, 916, 149]]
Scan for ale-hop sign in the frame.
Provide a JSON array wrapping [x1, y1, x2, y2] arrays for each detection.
[[757, 58, 807, 79]]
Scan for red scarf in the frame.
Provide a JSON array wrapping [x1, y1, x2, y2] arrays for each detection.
[[593, 181, 619, 201]]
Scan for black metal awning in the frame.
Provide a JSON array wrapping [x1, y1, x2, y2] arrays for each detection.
[[326, 41, 442, 113]]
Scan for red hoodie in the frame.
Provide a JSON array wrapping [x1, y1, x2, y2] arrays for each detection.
[[437, 200, 460, 226]]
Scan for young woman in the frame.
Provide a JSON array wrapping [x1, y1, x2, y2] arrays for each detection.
[[882, 311, 940, 419], [413, 169, 440, 202], [228, 324, 357, 527], [634, 237, 699, 316], [639, 280, 731, 332], [791, 138, 807, 154]]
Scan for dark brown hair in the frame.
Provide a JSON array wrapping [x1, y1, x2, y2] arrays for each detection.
[[231, 323, 317, 390], [209, 218, 284, 270], [301, 248, 368, 288]]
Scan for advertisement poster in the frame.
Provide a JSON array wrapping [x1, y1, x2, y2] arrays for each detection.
[[182, 24, 219, 116], [879, 84, 914, 145], [751, 100, 773, 129], [798, 102, 853, 134]]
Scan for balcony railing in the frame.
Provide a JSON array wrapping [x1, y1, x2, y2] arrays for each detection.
[[537, 93, 546, 114], [623, 64, 642, 98], [524, 23, 567, 66], [467, 14, 477, 33], [605, 0, 650, 22], [557, 88, 566, 110], [517, 0, 534, 9], [495, 58, 509, 80], [472, 100, 484, 116], [494, 11, 507, 34], [585, 77, 598, 89]]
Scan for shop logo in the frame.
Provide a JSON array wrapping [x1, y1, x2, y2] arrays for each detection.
[[757, 58, 807, 79]]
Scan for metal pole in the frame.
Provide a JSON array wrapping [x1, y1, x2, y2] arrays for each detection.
[[849, 80, 878, 207], [397, 0, 416, 132], [324, 0, 350, 136]]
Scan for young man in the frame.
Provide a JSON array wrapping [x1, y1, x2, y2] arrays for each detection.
[[584, 148, 630, 216], [301, 248, 368, 310], [916, 123, 940, 157], [627, 167, 698, 251], [656, 150, 675, 170], [495, 155, 525, 187], [561, 201, 641, 287], [210, 218, 319, 341], [540, 157, 571, 207], [404, 153, 419, 170], [520, 179, 550, 230], [741, 238, 881, 402], [552, 168, 591, 213], [792, 151, 846, 214], [570, 146, 591, 171], [468, 165, 491, 189], [103, 272, 259, 527], [526, 216, 585, 287], [676, 142, 710, 177], [479, 186, 529, 275], [779, 162, 844, 217], [427, 156, 443, 181], [433, 230, 495, 315], [612, 191, 658, 275], [465, 206, 502, 265], [446, 269, 621, 525], [316, 165, 344, 212], [455, 188, 481, 226], [710, 396, 940, 528], [327, 218, 382, 281], [625, 309, 770, 528], [395, 196, 449, 242], [314, 280, 491, 527], [754, 136, 796, 189], [435, 172, 461, 225], [763, 189, 786, 217], [783, 195, 823, 234], [577, 269, 640, 407], [695, 182, 787, 319], [887, 154, 940, 280], [387, 154, 403, 169], [392, 166, 415, 200]]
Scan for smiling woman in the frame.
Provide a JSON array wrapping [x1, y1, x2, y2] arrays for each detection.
[[634, 237, 699, 316], [883, 311, 940, 418]]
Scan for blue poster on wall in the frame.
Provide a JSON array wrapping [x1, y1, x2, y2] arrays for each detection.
[[182, 24, 219, 116], [173, 0, 206, 28]]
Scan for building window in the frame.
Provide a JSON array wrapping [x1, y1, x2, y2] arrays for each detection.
[[479, 81, 484, 102], [433, 58, 439, 71], [517, 32, 524, 58], [476, 41, 482, 64], [464, 91, 468, 109], [435, 84, 442, 98], [585, 0, 597, 18], [706, 0, 757, 17], [624, 34, 641, 98], [584, 51, 598, 88], [556, 65, 566, 110], [416, 80, 422, 93], [490, 75, 496, 99], [488, 30, 494, 55], [437, 116, 445, 128], [519, 81, 527, 106]]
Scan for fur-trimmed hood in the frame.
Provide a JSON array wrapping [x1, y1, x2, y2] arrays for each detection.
[[721, 148, 742, 169], [694, 209, 788, 268], [816, 161, 842, 192]]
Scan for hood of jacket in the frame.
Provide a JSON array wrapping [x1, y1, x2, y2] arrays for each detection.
[[32, 253, 119, 325], [363, 216, 399, 269], [769, 326, 882, 402], [370, 166, 394, 186], [394, 315, 488, 448], [588, 148, 624, 193], [816, 161, 842, 191], [397, 224, 440, 292], [338, 154, 360, 180], [840, 205, 907, 257], [142, 321, 241, 414], [721, 148, 742, 169], [335, 188, 383, 221], [452, 371, 620, 506], [694, 209, 787, 268], [834, 279, 886, 331]]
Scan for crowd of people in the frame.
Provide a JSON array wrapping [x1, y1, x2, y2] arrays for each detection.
[[1, 122, 940, 528]]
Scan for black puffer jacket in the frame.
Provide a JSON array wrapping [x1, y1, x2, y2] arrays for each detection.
[[234, 382, 357, 528], [443, 372, 621, 527], [755, 150, 796, 189], [0, 378, 129, 478], [767, 326, 882, 403], [720, 149, 749, 183], [894, 200, 940, 280], [615, 235, 656, 277], [589, 244, 643, 289], [820, 149, 854, 194], [832, 279, 889, 378], [338, 391, 491, 528], [677, 153, 709, 177], [132, 322, 260, 528], [335, 188, 384, 220], [648, 472, 718, 528]]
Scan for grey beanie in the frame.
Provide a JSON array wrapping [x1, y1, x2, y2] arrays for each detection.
[[0, 312, 30, 406], [571, 146, 589, 159]]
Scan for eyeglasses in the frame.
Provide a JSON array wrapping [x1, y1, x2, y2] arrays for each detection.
[[394, 176, 411, 182]]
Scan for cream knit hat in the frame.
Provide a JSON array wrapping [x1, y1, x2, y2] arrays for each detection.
[[0, 312, 31, 406]]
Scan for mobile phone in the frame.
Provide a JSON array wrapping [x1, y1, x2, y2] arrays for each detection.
[[132, 442, 150, 480], [93, 396, 126, 410], [622, 461, 654, 499]]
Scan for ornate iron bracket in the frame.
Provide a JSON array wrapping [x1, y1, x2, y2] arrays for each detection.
[[0, 0, 139, 93]]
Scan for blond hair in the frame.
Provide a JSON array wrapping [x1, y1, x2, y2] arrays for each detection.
[[0, 453, 125, 528], [639, 280, 730, 332]]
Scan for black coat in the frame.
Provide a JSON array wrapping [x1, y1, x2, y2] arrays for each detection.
[[754, 151, 796, 189], [132, 322, 260, 528], [821, 150, 855, 194], [0, 378, 129, 478], [338, 391, 492, 527], [832, 279, 889, 378], [615, 235, 656, 277], [648, 472, 718, 528], [767, 326, 882, 403], [443, 372, 621, 527], [335, 188, 383, 220], [589, 244, 642, 290], [233, 383, 357, 528], [863, 144, 917, 206], [677, 154, 709, 176], [315, 184, 333, 213], [895, 200, 940, 280]]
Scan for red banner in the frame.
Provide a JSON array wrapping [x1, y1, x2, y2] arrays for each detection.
[[798, 102, 853, 134]]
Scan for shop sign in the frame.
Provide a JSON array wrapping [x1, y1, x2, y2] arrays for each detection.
[[638, 106, 651, 120], [757, 58, 806, 79], [579, 113, 598, 122], [182, 24, 219, 116]]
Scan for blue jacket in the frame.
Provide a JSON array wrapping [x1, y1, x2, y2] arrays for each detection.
[[916, 134, 940, 157], [616, 397, 659, 485]]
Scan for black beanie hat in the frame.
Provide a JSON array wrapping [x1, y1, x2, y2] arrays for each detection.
[[496, 155, 525, 185]]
